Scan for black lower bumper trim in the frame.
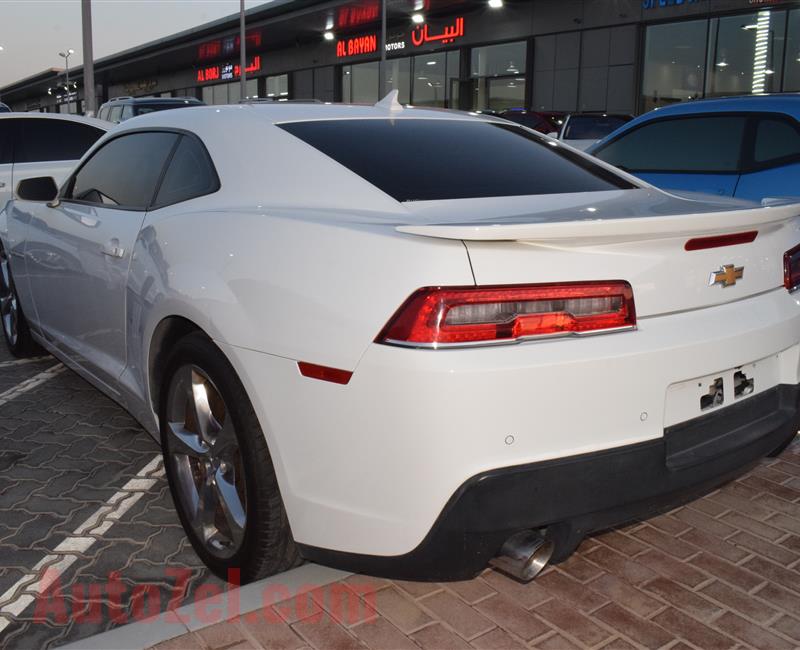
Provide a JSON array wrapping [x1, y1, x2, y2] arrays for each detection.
[[298, 384, 800, 581]]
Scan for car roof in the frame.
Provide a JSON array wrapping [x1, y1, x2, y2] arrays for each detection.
[[567, 112, 633, 118], [104, 97, 203, 105], [0, 112, 109, 130], [113, 101, 499, 131], [587, 94, 800, 153], [638, 93, 800, 119], [100, 101, 547, 212]]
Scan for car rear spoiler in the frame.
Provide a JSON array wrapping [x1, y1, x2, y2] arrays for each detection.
[[396, 202, 800, 243]]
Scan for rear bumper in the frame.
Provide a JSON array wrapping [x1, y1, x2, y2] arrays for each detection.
[[221, 287, 800, 561], [299, 385, 800, 581]]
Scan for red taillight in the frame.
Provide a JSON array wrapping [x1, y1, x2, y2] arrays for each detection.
[[784, 243, 800, 292], [376, 281, 636, 348], [685, 231, 758, 251]]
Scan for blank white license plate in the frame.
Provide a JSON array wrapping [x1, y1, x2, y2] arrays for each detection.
[[664, 355, 778, 427]]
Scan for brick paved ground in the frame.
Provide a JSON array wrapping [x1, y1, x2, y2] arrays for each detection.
[[0, 342, 220, 650], [152, 437, 800, 650]]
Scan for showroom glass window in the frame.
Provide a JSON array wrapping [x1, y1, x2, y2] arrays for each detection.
[[705, 10, 786, 97], [783, 9, 800, 90], [342, 52, 459, 107], [57, 102, 79, 115], [641, 20, 708, 112], [342, 61, 381, 103], [265, 74, 288, 99], [470, 41, 526, 111], [201, 79, 258, 104], [69, 132, 178, 208], [411, 51, 460, 108], [385, 58, 411, 104]]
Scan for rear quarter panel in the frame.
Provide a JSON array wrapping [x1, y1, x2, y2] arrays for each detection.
[[125, 204, 474, 426]]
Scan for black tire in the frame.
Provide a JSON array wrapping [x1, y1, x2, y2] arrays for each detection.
[[0, 244, 43, 358], [159, 332, 302, 583]]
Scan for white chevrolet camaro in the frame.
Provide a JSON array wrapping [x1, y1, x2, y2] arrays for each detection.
[[3, 97, 800, 584]]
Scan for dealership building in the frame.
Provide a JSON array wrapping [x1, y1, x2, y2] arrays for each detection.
[[2, 0, 800, 117]]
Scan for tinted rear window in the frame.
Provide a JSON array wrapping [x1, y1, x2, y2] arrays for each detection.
[[563, 116, 629, 140], [15, 118, 104, 163], [279, 119, 632, 202], [594, 116, 747, 173], [753, 116, 800, 165]]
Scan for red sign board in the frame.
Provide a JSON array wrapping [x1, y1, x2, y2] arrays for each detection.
[[197, 55, 262, 83], [334, 17, 465, 59], [410, 17, 464, 47], [197, 32, 263, 60], [336, 34, 378, 58], [336, 2, 379, 29]]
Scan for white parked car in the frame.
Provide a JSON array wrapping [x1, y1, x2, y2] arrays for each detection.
[[549, 112, 633, 151], [0, 113, 107, 219], [3, 98, 800, 583]]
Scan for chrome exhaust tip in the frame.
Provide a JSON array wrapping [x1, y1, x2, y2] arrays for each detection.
[[489, 530, 554, 582]]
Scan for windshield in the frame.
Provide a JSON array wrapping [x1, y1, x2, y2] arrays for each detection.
[[564, 115, 630, 141], [279, 118, 633, 202]]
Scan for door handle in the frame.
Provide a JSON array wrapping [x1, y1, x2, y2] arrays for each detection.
[[0, 182, 5, 188], [102, 239, 125, 259]]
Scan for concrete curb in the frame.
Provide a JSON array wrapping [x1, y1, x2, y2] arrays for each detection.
[[60, 563, 352, 650]]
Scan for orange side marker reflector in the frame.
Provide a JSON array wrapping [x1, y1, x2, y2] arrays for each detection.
[[298, 361, 353, 385]]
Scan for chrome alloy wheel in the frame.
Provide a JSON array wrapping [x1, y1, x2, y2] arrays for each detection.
[[166, 365, 247, 558], [0, 248, 18, 347]]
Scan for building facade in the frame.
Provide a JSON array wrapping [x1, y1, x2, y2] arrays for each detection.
[[2, 0, 800, 117]]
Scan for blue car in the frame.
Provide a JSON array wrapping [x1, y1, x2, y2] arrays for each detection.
[[587, 95, 800, 203]]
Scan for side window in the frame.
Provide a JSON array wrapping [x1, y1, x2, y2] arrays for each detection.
[[108, 106, 123, 123], [594, 116, 747, 173], [68, 132, 178, 209], [0, 122, 12, 164], [752, 117, 800, 166], [153, 135, 219, 207], [14, 119, 104, 163], [97, 107, 108, 121], [121, 105, 135, 121]]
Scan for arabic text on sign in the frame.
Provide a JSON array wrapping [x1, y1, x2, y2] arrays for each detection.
[[197, 55, 262, 83], [410, 17, 464, 47]]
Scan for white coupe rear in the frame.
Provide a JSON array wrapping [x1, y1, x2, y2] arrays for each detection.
[[3, 99, 799, 583]]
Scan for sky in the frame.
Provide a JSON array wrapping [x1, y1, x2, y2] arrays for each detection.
[[0, 0, 267, 87]]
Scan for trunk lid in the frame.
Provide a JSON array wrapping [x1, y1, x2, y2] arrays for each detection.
[[398, 189, 800, 318]]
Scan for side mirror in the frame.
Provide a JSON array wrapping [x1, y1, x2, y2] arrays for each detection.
[[17, 176, 58, 202]]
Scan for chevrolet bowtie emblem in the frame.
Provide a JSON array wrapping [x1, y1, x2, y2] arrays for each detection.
[[709, 264, 744, 288]]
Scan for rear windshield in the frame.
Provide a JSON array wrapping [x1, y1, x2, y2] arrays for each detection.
[[564, 116, 630, 141], [278, 119, 634, 202]]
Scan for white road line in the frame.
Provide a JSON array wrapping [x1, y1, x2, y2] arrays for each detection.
[[0, 356, 51, 369], [0, 454, 164, 634], [0, 363, 65, 407]]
